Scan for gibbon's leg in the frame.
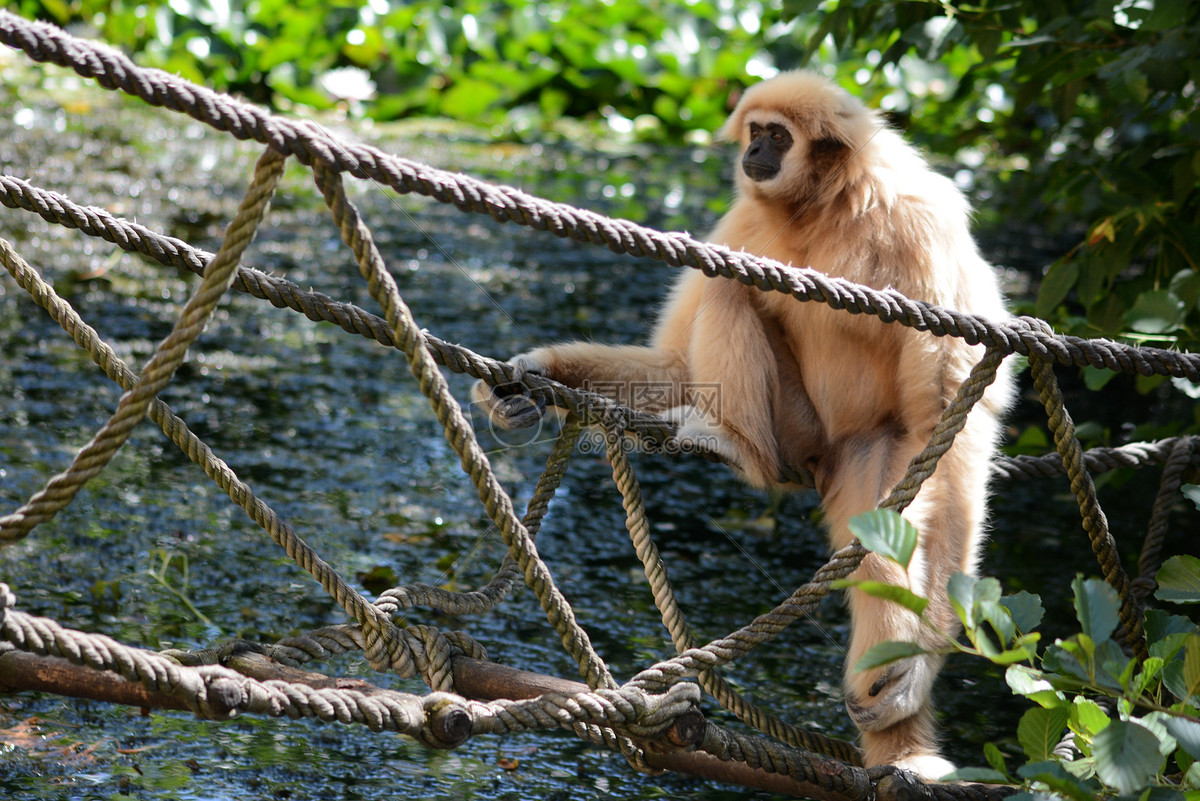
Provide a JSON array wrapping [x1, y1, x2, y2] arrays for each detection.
[[820, 431, 967, 779], [669, 276, 783, 488]]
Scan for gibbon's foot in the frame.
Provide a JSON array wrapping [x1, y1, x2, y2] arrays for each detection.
[[662, 405, 778, 486], [844, 657, 937, 732], [469, 355, 548, 430], [891, 754, 957, 783], [859, 709, 956, 782], [662, 404, 738, 457]]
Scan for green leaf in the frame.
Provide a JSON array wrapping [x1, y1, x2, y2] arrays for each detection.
[[1006, 664, 1067, 708], [1069, 698, 1110, 740], [1164, 716, 1200, 760], [1186, 634, 1200, 702], [1091, 720, 1165, 795], [1134, 656, 1165, 698], [834, 579, 930, 616], [1073, 576, 1120, 643], [979, 599, 1016, 644], [1124, 289, 1187, 334], [1001, 591, 1045, 634], [1143, 1, 1188, 31], [848, 510, 918, 568], [983, 741, 1009, 778], [1082, 365, 1117, 391], [948, 572, 1002, 631], [1146, 608, 1198, 647], [853, 640, 930, 672], [1036, 259, 1078, 319], [1156, 555, 1200, 604], [1018, 706, 1071, 761], [939, 767, 1008, 783], [1016, 760, 1099, 801]]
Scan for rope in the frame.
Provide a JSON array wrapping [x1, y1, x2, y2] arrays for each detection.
[[601, 412, 865, 764], [0, 147, 285, 541], [1133, 437, 1195, 604], [0, 583, 700, 749], [311, 158, 618, 692], [1028, 344, 1147, 660]]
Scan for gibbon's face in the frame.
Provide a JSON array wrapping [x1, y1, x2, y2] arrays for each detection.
[[742, 117, 794, 182], [731, 104, 851, 206]]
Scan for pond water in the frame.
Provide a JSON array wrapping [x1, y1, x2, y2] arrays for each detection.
[[0, 61, 1194, 800]]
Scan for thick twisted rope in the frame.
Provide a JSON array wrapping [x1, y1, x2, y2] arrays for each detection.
[[311, 159, 618, 693], [0, 147, 284, 542], [1132, 436, 1195, 604], [374, 417, 584, 617], [2, 11, 1199, 384], [1029, 348, 1147, 660], [0, 583, 700, 749], [993, 435, 1200, 481], [601, 414, 865, 764], [0, 173, 688, 458]]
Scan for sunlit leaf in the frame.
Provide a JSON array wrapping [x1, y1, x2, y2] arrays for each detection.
[[1092, 720, 1165, 795], [1006, 664, 1067, 708], [1018, 706, 1071, 761], [848, 509, 918, 568], [853, 640, 929, 672], [1073, 576, 1120, 643], [1069, 698, 1110, 740], [834, 579, 930, 616], [1156, 554, 1200, 604], [1133, 656, 1164, 698]]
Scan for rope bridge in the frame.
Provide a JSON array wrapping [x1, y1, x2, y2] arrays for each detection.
[[1, 12, 1197, 799]]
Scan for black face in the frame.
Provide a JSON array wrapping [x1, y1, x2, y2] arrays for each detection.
[[741, 121, 793, 182]]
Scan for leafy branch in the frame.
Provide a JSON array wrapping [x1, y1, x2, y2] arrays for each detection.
[[842, 506, 1200, 797]]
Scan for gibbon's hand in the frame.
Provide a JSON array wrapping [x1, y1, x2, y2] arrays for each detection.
[[469, 354, 548, 430]]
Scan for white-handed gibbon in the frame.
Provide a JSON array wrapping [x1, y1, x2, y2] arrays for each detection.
[[472, 71, 1013, 779]]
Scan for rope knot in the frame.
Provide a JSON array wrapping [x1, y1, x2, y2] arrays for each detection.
[[420, 693, 475, 749]]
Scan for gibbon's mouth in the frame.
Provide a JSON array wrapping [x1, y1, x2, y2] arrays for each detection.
[[742, 162, 780, 182]]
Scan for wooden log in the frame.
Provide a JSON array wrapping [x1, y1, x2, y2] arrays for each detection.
[[0, 647, 862, 799]]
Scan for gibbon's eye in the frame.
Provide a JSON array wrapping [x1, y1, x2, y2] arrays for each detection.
[[741, 121, 793, 182]]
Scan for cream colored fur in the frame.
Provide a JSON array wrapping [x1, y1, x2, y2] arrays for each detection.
[[472, 71, 1013, 780]]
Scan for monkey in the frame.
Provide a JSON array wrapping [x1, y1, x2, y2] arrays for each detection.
[[471, 71, 1013, 780]]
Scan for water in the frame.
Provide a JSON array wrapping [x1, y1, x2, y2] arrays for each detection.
[[1, 60, 1193, 800]]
